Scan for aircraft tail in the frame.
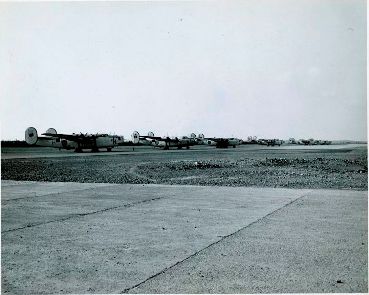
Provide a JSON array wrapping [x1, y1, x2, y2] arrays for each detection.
[[25, 127, 38, 145], [45, 128, 57, 135], [132, 131, 140, 144]]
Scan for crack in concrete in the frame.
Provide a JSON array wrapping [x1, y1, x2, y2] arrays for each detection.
[[2, 196, 165, 234], [120, 191, 312, 294]]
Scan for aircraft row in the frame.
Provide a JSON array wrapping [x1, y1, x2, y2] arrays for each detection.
[[287, 138, 332, 145], [242, 137, 332, 146], [25, 127, 242, 152], [24, 127, 331, 153], [133, 131, 242, 149]]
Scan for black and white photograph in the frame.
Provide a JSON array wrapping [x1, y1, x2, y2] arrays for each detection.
[[1, 0, 367, 294]]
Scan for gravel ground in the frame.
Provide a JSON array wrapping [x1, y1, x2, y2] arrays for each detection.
[[1, 145, 367, 190]]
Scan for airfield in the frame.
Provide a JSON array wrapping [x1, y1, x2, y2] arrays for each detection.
[[1, 144, 368, 293]]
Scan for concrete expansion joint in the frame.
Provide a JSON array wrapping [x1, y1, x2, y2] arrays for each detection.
[[120, 192, 311, 294], [1, 196, 166, 234], [1, 183, 117, 203]]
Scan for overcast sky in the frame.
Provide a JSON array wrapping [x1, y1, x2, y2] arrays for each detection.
[[0, 0, 366, 141]]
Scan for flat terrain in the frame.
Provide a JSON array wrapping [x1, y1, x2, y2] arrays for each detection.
[[1, 144, 368, 294], [2, 181, 367, 294], [2, 144, 367, 189]]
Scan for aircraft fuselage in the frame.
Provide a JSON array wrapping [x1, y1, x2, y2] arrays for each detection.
[[25, 127, 124, 152]]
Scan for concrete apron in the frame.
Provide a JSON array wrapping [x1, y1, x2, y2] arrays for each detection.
[[1, 180, 367, 294]]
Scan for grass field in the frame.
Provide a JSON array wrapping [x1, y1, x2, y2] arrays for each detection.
[[2, 144, 367, 190]]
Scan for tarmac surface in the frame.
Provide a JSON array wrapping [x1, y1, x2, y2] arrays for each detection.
[[1, 180, 367, 294], [1, 143, 366, 159]]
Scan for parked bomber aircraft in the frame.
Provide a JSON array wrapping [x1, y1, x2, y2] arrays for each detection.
[[297, 139, 313, 145], [257, 139, 284, 146], [200, 134, 242, 148], [131, 131, 195, 150], [131, 131, 157, 146], [243, 136, 258, 144], [25, 127, 124, 152], [297, 138, 332, 145]]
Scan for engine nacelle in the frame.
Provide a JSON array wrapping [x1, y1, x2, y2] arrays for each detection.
[[206, 139, 216, 146]]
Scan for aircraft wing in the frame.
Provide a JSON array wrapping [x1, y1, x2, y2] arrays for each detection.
[[41, 133, 96, 141], [203, 137, 223, 142], [140, 136, 162, 140]]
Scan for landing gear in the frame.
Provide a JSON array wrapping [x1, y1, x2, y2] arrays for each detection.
[[91, 147, 99, 153], [74, 147, 83, 153], [107, 147, 112, 152], [233, 145, 236, 148], [186, 146, 190, 149]]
